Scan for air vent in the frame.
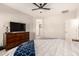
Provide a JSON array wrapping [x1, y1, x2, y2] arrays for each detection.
[[62, 10, 69, 13]]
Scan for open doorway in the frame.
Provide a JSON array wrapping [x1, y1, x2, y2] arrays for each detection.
[[35, 19, 43, 39]]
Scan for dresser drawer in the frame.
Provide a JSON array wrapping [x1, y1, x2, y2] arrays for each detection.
[[5, 32, 29, 50]]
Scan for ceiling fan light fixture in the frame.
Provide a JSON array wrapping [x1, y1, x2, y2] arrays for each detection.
[[32, 3, 50, 11], [40, 11, 42, 13]]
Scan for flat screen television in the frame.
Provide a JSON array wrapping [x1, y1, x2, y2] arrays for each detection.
[[10, 22, 26, 32]]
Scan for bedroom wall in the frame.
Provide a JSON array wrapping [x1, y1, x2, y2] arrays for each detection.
[[74, 8, 79, 40], [37, 10, 77, 39], [42, 14, 65, 39], [64, 10, 77, 41], [0, 4, 34, 46], [61, 8, 79, 43]]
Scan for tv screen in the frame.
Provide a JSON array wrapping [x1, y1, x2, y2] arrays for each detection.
[[10, 22, 26, 32]]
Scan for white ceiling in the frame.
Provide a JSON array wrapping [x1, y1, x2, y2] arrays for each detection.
[[3, 3, 79, 18]]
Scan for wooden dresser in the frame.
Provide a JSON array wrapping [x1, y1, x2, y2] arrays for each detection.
[[5, 32, 29, 50]]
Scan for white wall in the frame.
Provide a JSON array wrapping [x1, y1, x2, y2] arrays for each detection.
[[75, 8, 79, 40], [65, 19, 78, 42], [42, 14, 65, 39], [0, 4, 34, 46], [64, 10, 78, 41], [35, 10, 77, 39]]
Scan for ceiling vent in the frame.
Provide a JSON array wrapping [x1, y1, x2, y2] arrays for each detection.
[[62, 10, 69, 13]]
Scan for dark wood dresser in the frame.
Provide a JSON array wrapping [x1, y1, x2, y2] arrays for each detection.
[[5, 32, 29, 50]]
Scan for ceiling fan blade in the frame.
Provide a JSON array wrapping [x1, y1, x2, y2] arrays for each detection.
[[33, 3, 40, 8], [42, 3, 47, 7], [42, 8, 50, 10], [32, 8, 40, 11]]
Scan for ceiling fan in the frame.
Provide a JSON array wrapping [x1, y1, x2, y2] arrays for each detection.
[[32, 3, 50, 11]]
